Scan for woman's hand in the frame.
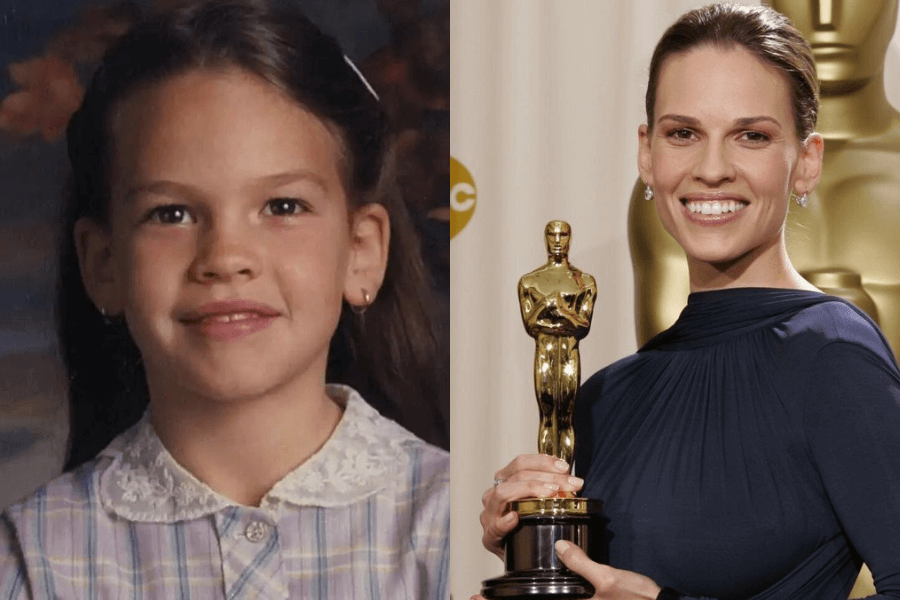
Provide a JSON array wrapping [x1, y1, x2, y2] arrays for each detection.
[[554, 540, 661, 599], [469, 541, 661, 600], [479, 453, 584, 559]]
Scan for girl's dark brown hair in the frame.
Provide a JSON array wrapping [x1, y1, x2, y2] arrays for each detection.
[[59, 0, 448, 471], [646, 3, 818, 139]]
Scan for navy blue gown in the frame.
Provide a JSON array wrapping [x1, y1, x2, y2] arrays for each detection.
[[574, 288, 900, 600]]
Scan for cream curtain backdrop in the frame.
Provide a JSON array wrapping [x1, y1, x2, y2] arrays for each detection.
[[449, 0, 900, 597]]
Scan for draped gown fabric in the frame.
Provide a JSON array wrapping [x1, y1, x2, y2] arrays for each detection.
[[574, 288, 900, 600]]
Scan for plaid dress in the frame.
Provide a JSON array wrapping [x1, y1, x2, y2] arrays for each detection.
[[0, 385, 449, 599]]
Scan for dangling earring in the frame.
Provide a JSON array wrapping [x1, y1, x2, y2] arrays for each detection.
[[351, 289, 373, 315], [644, 184, 654, 201], [795, 192, 809, 208]]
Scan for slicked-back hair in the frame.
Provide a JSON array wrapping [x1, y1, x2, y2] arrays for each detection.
[[646, 3, 818, 139]]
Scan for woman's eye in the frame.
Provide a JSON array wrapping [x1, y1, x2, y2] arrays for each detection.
[[147, 205, 192, 224], [667, 128, 695, 141], [741, 130, 770, 143], [264, 198, 309, 216]]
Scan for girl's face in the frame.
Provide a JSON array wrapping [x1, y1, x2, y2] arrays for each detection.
[[78, 67, 388, 403], [638, 45, 822, 273]]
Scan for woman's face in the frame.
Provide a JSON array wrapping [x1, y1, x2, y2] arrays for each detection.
[[79, 67, 386, 404], [638, 45, 821, 273]]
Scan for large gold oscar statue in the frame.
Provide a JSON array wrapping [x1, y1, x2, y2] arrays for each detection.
[[628, 0, 899, 595], [518, 220, 597, 466], [482, 221, 603, 599]]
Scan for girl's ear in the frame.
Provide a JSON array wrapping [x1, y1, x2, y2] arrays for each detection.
[[344, 203, 390, 309], [73, 217, 123, 316]]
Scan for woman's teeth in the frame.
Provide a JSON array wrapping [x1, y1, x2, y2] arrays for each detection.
[[684, 200, 746, 215]]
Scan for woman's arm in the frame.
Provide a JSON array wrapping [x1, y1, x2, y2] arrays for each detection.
[[805, 340, 900, 599]]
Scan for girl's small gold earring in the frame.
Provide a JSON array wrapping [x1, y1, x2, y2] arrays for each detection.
[[351, 289, 373, 315], [99, 307, 114, 325]]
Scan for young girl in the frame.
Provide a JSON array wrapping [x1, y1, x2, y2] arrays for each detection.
[[0, 1, 448, 598]]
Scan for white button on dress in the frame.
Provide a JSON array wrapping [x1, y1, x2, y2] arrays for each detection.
[[244, 521, 269, 543]]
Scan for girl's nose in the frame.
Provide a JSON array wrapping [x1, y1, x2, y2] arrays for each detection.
[[188, 220, 262, 284]]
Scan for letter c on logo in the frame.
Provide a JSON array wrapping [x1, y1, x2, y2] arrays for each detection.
[[450, 157, 476, 238]]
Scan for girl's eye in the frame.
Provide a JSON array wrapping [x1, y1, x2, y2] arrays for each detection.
[[264, 198, 309, 216], [147, 205, 193, 224]]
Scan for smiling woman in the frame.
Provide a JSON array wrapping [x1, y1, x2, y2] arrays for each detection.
[[477, 4, 900, 600], [0, 1, 448, 598]]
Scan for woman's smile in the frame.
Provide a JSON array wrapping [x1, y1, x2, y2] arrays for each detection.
[[681, 193, 749, 223]]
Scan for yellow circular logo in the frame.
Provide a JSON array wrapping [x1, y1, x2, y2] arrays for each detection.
[[450, 156, 476, 238]]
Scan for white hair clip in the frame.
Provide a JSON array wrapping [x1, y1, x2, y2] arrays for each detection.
[[344, 55, 380, 101]]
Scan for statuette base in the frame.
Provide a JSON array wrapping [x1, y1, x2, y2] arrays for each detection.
[[481, 498, 605, 599]]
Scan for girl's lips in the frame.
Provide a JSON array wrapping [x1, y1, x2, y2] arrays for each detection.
[[180, 299, 280, 341], [180, 299, 280, 322], [184, 312, 277, 341]]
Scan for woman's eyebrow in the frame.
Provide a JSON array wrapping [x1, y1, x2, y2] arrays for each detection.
[[733, 116, 782, 129], [656, 114, 700, 126], [656, 114, 782, 129]]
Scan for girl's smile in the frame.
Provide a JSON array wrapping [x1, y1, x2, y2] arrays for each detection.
[[179, 299, 281, 342]]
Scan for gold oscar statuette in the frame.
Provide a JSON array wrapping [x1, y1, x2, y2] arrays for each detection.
[[482, 221, 605, 600]]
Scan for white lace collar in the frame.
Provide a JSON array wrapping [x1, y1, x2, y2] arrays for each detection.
[[98, 385, 413, 523]]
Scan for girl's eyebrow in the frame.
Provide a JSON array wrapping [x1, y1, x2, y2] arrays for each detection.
[[124, 180, 200, 204], [124, 170, 330, 203], [656, 114, 782, 129], [256, 169, 330, 193]]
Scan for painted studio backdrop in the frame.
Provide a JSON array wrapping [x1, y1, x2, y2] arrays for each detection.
[[0, 0, 449, 508], [451, 0, 900, 597]]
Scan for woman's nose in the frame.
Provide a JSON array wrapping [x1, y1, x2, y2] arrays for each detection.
[[691, 139, 735, 186], [188, 219, 262, 284]]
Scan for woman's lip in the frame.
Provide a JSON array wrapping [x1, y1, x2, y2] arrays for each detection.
[[680, 194, 748, 203], [682, 203, 745, 226]]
